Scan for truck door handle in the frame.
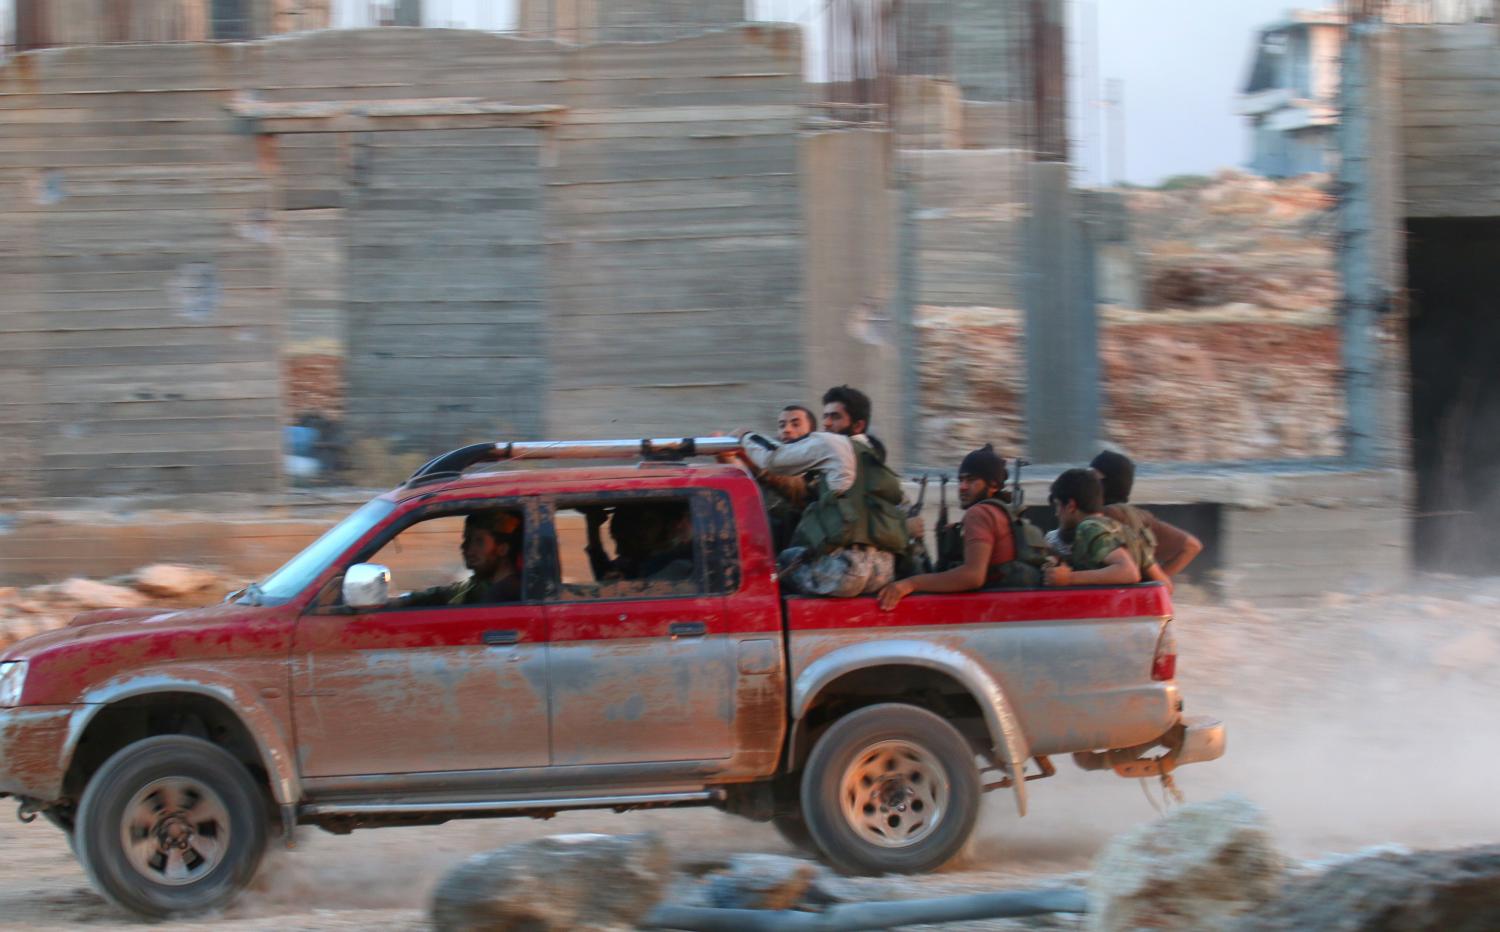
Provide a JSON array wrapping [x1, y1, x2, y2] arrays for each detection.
[[482, 630, 520, 646], [668, 621, 708, 638]]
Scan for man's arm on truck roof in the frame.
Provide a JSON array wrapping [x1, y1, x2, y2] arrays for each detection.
[[738, 431, 855, 494]]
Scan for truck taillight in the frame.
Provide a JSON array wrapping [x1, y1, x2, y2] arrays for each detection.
[[1152, 621, 1177, 682]]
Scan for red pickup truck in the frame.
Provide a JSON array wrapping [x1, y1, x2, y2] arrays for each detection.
[[0, 438, 1224, 919]]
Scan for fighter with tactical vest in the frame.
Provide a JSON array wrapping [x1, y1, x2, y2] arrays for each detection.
[[1092, 450, 1202, 580], [737, 426, 908, 598], [877, 444, 1049, 611], [1042, 468, 1169, 588]]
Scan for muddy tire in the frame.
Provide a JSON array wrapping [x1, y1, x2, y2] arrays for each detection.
[[75, 735, 267, 919], [800, 704, 980, 875]]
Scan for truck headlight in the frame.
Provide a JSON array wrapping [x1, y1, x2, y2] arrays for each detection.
[[0, 662, 26, 707]]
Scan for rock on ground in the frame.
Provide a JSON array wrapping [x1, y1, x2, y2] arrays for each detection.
[[1087, 795, 1286, 932], [1236, 844, 1500, 932], [130, 564, 226, 599], [429, 832, 669, 931], [54, 578, 148, 610]]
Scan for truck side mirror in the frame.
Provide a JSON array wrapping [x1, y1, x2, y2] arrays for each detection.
[[343, 563, 391, 610]]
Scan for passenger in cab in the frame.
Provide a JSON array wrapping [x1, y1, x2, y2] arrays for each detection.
[[1091, 450, 1203, 579], [586, 502, 695, 583], [1043, 469, 1169, 589], [877, 444, 1033, 611], [400, 510, 523, 606], [639, 505, 695, 582]]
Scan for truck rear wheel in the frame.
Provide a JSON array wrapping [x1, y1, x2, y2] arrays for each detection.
[[75, 735, 267, 919], [800, 704, 980, 875]]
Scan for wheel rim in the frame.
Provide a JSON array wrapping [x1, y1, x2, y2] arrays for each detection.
[[119, 777, 231, 887], [838, 739, 949, 848]]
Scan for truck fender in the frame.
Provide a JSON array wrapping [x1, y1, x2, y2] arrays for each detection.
[[789, 640, 1033, 816], [69, 669, 301, 807]]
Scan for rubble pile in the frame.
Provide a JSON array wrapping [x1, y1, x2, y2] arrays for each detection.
[[0, 564, 238, 648], [916, 307, 1028, 462], [1088, 796, 1286, 931], [917, 307, 1343, 465], [1129, 170, 1337, 314], [1099, 310, 1344, 462], [917, 172, 1342, 465]]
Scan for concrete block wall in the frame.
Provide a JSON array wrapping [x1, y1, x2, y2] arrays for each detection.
[[0, 26, 822, 496], [516, 0, 746, 43], [0, 43, 281, 498], [903, 148, 1028, 310], [1400, 25, 1500, 218], [231, 27, 810, 448], [801, 128, 904, 462]]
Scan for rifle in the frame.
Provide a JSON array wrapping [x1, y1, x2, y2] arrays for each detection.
[[1010, 458, 1030, 510], [908, 473, 930, 519], [907, 474, 933, 574], [931, 473, 964, 570], [937, 473, 951, 536]]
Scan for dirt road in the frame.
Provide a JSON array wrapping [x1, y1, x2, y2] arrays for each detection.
[[3, 577, 1498, 929]]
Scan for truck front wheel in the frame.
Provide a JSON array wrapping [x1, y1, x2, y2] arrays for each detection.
[[75, 735, 268, 919], [801, 704, 980, 875]]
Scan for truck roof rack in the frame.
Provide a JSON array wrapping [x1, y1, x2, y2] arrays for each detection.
[[405, 437, 744, 485]]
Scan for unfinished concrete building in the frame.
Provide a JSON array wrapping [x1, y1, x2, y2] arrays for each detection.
[[11, 0, 331, 47], [0, 0, 1455, 597]]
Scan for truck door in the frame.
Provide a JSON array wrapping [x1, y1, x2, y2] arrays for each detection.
[[541, 491, 739, 766], [292, 501, 550, 777]]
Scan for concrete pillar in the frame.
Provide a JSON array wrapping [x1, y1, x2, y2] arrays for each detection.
[[393, 0, 421, 27], [1023, 161, 1099, 464], [1338, 20, 1417, 474], [1031, 0, 1069, 163]]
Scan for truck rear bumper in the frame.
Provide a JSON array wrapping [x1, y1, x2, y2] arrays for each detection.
[[0, 706, 78, 802], [1071, 714, 1225, 778], [1172, 714, 1226, 767]]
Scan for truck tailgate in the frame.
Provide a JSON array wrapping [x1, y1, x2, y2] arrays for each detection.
[[785, 585, 1179, 756]]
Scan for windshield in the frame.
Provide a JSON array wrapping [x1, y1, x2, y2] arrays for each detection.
[[243, 498, 397, 605]]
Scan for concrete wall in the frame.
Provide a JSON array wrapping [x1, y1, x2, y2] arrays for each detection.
[[235, 26, 809, 452], [0, 42, 282, 498], [0, 26, 828, 496], [1401, 25, 1500, 218], [516, 0, 746, 43], [904, 148, 1027, 311], [801, 128, 903, 461], [13, 0, 328, 46], [344, 127, 549, 452]]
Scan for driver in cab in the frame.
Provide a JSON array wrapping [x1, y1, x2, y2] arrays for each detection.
[[398, 510, 523, 606]]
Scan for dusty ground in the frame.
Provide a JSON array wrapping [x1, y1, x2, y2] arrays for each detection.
[[3, 576, 1499, 929]]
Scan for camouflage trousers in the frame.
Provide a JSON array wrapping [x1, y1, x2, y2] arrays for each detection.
[[779, 545, 895, 598]]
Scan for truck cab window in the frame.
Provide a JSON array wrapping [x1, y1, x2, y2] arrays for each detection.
[[554, 498, 702, 600], [365, 508, 527, 608]]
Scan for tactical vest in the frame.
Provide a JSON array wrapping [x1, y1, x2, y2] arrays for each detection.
[[936, 499, 1049, 588], [1104, 504, 1159, 572], [1072, 513, 1157, 576], [792, 439, 909, 556]]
